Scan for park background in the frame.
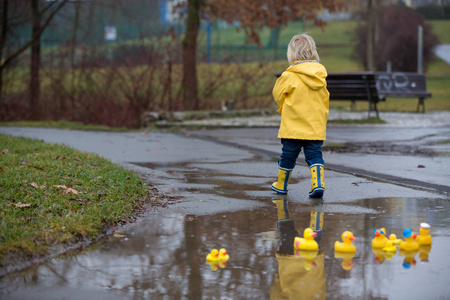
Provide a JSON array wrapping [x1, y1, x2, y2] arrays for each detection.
[[1, 0, 450, 128]]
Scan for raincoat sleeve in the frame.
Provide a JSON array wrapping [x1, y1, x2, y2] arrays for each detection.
[[272, 72, 294, 114]]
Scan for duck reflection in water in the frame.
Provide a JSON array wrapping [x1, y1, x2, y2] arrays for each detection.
[[270, 195, 326, 300]]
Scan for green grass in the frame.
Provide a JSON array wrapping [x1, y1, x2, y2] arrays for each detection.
[[429, 20, 450, 43], [0, 134, 151, 263]]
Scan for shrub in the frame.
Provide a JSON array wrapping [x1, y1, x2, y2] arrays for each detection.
[[354, 5, 439, 72]]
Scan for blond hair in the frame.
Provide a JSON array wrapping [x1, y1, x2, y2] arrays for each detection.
[[287, 33, 320, 64]]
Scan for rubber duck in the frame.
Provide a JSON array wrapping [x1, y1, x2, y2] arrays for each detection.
[[372, 228, 388, 248], [334, 251, 356, 270], [399, 228, 419, 251], [218, 248, 229, 262], [294, 228, 319, 251], [206, 249, 220, 262], [334, 231, 356, 253], [416, 223, 432, 245], [382, 240, 397, 255], [388, 233, 402, 245]]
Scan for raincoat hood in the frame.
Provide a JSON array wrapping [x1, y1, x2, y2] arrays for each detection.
[[272, 60, 329, 140], [286, 61, 327, 90]]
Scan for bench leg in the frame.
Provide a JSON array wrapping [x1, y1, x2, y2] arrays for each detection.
[[368, 101, 379, 119], [417, 97, 425, 113]]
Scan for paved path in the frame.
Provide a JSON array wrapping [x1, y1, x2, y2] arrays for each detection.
[[435, 44, 450, 65]]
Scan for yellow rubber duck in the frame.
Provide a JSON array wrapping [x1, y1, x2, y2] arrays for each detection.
[[294, 228, 318, 251], [388, 233, 402, 245], [334, 231, 356, 253], [399, 228, 419, 251], [218, 248, 229, 262], [382, 240, 397, 253], [334, 251, 356, 270], [206, 249, 220, 262], [416, 223, 432, 245], [372, 228, 388, 248]]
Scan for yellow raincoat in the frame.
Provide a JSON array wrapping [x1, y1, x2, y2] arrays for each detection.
[[273, 60, 329, 140]]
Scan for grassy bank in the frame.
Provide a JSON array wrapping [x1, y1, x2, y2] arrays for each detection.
[[0, 133, 152, 269]]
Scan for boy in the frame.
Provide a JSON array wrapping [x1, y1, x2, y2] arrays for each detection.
[[271, 33, 329, 198]]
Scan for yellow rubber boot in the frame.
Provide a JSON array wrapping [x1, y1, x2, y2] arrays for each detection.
[[271, 167, 292, 194], [309, 164, 324, 198]]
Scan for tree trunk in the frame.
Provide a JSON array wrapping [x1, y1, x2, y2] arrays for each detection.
[[182, 0, 200, 111], [0, 0, 8, 111], [68, 0, 81, 117], [366, 0, 375, 71], [30, 0, 41, 119]]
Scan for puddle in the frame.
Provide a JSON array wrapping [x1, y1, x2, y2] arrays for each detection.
[[323, 141, 437, 156], [1, 196, 449, 299], [1, 157, 449, 299]]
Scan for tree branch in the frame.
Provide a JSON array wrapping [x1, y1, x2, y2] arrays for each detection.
[[0, 0, 69, 69]]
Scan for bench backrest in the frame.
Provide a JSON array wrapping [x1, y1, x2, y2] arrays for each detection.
[[374, 72, 431, 99], [326, 72, 379, 101], [326, 72, 431, 101]]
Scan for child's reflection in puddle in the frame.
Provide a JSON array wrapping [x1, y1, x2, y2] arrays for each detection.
[[270, 195, 326, 300]]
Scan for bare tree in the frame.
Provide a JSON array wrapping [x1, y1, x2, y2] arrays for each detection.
[[0, 0, 69, 117], [181, 0, 201, 111], [178, 0, 340, 110]]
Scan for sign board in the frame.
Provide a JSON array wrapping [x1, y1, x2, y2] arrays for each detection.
[[104, 26, 117, 41]]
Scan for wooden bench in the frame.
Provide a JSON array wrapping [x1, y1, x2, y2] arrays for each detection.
[[326, 72, 432, 118]]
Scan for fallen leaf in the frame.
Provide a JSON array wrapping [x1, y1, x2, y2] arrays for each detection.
[[1, 149, 8, 155], [417, 165, 425, 168], [64, 188, 79, 195], [113, 233, 125, 238], [10, 202, 32, 208], [53, 185, 68, 189], [30, 182, 39, 188], [40, 184, 46, 189]]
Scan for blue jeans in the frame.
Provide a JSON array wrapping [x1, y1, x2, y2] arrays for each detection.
[[279, 139, 324, 170]]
